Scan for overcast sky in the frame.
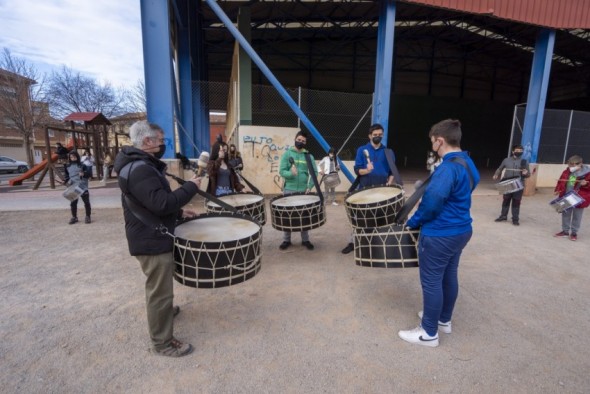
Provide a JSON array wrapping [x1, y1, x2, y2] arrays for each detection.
[[0, 0, 144, 88]]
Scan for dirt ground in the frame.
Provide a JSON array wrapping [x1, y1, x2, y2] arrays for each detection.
[[1, 181, 589, 393]]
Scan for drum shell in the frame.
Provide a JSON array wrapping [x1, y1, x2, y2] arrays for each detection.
[[323, 173, 341, 188], [495, 178, 524, 194], [173, 213, 262, 289], [354, 224, 419, 268], [549, 191, 585, 213], [206, 192, 267, 225], [270, 193, 326, 232], [62, 184, 87, 201], [345, 184, 405, 228]]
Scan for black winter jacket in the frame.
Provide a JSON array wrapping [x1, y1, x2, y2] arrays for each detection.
[[114, 146, 198, 256]]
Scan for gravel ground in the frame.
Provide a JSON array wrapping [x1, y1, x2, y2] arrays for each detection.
[[1, 185, 589, 393]]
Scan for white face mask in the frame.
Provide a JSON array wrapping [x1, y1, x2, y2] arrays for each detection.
[[569, 166, 579, 172]]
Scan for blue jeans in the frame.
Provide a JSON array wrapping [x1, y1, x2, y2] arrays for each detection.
[[419, 232, 472, 336], [216, 186, 232, 196]]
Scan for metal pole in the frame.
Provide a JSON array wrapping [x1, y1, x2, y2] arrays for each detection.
[[508, 104, 518, 157], [563, 110, 574, 164], [297, 86, 301, 129], [337, 103, 372, 157]]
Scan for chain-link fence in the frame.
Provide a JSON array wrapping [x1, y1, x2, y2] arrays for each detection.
[[191, 81, 373, 160], [511, 106, 590, 163]]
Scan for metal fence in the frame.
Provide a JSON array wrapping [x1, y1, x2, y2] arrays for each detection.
[[510, 106, 590, 163], [192, 81, 373, 160]]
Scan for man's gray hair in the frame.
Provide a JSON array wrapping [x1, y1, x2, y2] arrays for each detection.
[[129, 120, 162, 148]]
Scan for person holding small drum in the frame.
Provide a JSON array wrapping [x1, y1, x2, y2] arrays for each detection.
[[318, 147, 340, 206], [114, 120, 201, 358], [206, 142, 244, 197], [278, 130, 318, 250], [64, 151, 92, 224], [553, 155, 590, 241], [341, 123, 397, 254], [399, 119, 479, 348], [493, 144, 530, 225]]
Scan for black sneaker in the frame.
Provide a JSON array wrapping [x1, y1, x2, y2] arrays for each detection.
[[302, 241, 314, 250], [153, 338, 193, 357], [512, 220, 519, 226], [495, 216, 507, 222], [68, 217, 78, 225], [173, 306, 180, 318], [279, 241, 291, 250], [85, 216, 91, 224], [341, 243, 354, 254]]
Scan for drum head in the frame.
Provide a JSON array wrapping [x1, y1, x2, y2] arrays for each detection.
[[206, 193, 263, 208], [175, 216, 259, 242], [346, 186, 403, 205], [271, 194, 320, 207]]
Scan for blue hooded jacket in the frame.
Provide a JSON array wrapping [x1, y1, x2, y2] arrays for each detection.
[[407, 151, 479, 237]]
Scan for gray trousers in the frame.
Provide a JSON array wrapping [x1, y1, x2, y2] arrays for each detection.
[[562, 207, 584, 234], [282, 189, 310, 243], [135, 252, 175, 350], [324, 184, 336, 204]]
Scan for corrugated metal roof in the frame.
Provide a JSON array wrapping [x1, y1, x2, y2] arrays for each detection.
[[402, 0, 590, 29], [63, 112, 111, 125]]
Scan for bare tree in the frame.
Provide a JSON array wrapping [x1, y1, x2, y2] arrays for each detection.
[[0, 48, 51, 167], [47, 65, 128, 119], [125, 79, 146, 114]]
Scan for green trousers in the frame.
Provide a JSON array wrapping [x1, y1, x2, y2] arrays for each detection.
[[135, 252, 175, 350]]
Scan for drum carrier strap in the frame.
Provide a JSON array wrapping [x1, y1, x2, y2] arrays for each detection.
[[304, 152, 324, 204], [347, 148, 403, 192], [394, 156, 475, 224], [165, 172, 238, 213], [234, 171, 262, 195]]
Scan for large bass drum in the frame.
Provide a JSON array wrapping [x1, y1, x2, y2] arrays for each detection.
[[206, 192, 266, 225], [353, 224, 419, 268], [270, 193, 326, 232], [173, 213, 262, 288], [345, 184, 404, 228]]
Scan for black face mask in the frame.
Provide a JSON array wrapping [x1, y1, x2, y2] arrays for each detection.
[[295, 141, 306, 149], [154, 144, 166, 159], [372, 136, 382, 145], [513, 152, 523, 158]]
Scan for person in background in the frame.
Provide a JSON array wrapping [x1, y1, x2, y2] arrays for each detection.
[[553, 155, 590, 242], [398, 119, 479, 348], [426, 151, 441, 174], [81, 149, 95, 179], [101, 151, 113, 184], [228, 144, 244, 172], [493, 144, 530, 226], [113, 120, 201, 358], [65, 151, 92, 224], [206, 142, 244, 197], [318, 147, 340, 205], [278, 130, 318, 251], [55, 142, 68, 162]]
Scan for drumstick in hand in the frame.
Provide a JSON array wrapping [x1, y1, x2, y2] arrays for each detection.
[[289, 157, 297, 176], [363, 149, 374, 173]]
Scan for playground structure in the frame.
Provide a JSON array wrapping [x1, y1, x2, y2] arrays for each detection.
[[8, 112, 117, 189]]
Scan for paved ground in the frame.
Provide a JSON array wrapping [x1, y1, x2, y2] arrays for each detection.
[[1, 170, 589, 393]]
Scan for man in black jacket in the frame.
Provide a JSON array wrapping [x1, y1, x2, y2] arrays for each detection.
[[114, 120, 201, 357]]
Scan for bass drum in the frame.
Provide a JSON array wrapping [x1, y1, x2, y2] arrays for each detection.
[[353, 224, 419, 268], [173, 213, 262, 288], [270, 193, 326, 232], [345, 184, 404, 228], [206, 192, 266, 225]]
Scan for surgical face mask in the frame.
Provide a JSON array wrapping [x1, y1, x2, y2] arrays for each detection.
[[371, 136, 382, 145], [295, 141, 306, 149], [154, 144, 166, 159], [569, 166, 579, 172], [513, 151, 523, 158]]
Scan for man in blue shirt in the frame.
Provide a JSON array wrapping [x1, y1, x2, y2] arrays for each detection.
[[341, 124, 396, 254], [398, 119, 479, 348]]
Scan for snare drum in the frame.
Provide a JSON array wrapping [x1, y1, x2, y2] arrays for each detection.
[[62, 183, 87, 201], [206, 193, 266, 225], [495, 178, 524, 194], [270, 193, 326, 232], [323, 173, 341, 188], [344, 184, 405, 228], [549, 191, 585, 213], [353, 224, 419, 268], [173, 213, 262, 288]]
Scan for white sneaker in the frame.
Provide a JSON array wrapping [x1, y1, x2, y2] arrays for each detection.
[[418, 311, 452, 334], [398, 326, 439, 347], [332, 202, 339, 206]]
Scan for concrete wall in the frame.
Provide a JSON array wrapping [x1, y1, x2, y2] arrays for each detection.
[[536, 164, 567, 188]]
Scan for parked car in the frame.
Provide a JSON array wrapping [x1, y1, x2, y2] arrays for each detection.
[[0, 156, 29, 173]]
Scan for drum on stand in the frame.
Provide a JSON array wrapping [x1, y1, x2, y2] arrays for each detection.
[[206, 192, 266, 225], [354, 224, 419, 268], [173, 213, 262, 288], [344, 184, 405, 228], [549, 191, 585, 213], [270, 193, 326, 232], [495, 178, 524, 194]]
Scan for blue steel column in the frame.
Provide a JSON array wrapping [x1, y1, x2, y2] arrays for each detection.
[[372, 0, 396, 143], [140, 0, 175, 159], [521, 29, 555, 163], [204, 0, 355, 183], [192, 0, 211, 155], [176, 0, 196, 158]]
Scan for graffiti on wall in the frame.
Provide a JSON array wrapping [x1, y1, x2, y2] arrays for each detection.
[[242, 135, 290, 173]]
